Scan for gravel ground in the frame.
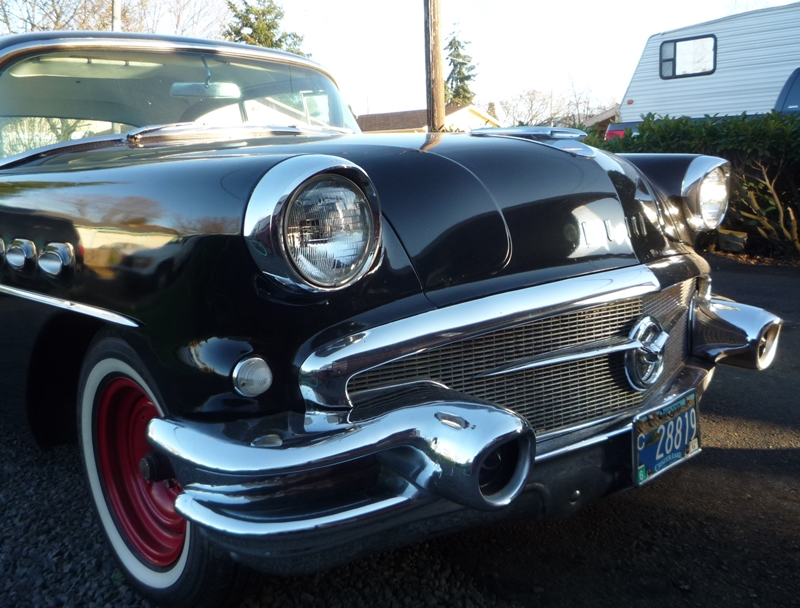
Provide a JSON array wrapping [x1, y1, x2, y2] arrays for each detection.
[[1, 255, 797, 608]]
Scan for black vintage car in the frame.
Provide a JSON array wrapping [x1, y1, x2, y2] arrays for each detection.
[[0, 31, 782, 608]]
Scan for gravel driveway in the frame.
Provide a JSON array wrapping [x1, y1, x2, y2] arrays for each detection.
[[1, 254, 797, 608]]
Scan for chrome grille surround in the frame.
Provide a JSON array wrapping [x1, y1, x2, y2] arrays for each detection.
[[347, 281, 693, 435], [298, 261, 704, 437]]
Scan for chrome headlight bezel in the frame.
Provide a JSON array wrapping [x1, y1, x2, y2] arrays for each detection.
[[281, 172, 376, 289], [681, 157, 730, 231], [243, 155, 382, 293]]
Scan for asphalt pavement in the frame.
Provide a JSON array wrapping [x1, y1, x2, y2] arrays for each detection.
[[0, 254, 797, 608]]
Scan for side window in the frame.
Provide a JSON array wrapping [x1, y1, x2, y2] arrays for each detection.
[[660, 35, 716, 79], [194, 93, 334, 129], [0, 117, 133, 159], [244, 92, 331, 128]]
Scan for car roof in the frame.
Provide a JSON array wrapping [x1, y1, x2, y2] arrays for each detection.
[[0, 30, 329, 77]]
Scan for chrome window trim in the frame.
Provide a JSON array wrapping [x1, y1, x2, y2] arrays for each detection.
[[300, 264, 664, 408], [0, 284, 139, 327]]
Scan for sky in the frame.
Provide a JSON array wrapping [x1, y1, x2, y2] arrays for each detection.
[[278, 0, 797, 117]]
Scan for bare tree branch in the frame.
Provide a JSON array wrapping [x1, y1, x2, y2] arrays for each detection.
[[0, 0, 229, 36]]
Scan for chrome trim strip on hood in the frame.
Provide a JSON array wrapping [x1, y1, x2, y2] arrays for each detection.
[[471, 126, 595, 158]]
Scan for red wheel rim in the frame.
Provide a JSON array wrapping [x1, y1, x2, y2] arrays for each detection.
[[95, 377, 185, 567]]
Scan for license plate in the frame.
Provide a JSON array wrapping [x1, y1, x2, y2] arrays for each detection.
[[634, 391, 700, 485]]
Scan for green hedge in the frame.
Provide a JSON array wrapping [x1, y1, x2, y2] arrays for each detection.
[[585, 113, 800, 259]]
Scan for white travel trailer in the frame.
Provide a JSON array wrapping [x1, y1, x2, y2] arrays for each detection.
[[616, 2, 800, 126]]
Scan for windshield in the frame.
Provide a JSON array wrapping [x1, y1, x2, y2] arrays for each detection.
[[0, 47, 359, 159]]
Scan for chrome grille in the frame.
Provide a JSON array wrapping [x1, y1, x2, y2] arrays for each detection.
[[347, 280, 694, 434]]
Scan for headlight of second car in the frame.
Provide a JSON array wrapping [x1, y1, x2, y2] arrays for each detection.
[[682, 159, 730, 231], [243, 155, 382, 292]]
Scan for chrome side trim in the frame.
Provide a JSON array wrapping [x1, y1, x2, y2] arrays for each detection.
[[0, 284, 139, 327], [300, 264, 661, 408]]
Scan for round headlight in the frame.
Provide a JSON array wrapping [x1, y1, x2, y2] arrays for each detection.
[[697, 167, 728, 229], [282, 174, 375, 288]]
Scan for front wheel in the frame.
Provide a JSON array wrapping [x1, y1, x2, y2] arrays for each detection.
[[77, 336, 256, 608]]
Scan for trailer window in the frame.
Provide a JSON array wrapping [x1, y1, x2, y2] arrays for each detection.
[[660, 35, 716, 79]]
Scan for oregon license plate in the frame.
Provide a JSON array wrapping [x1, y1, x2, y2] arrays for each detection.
[[634, 392, 700, 485]]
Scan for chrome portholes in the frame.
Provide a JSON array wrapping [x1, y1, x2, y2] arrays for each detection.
[[38, 242, 75, 277], [6, 238, 37, 274], [625, 316, 670, 391], [2, 239, 77, 279]]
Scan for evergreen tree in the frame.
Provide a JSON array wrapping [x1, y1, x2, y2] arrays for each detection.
[[224, 0, 305, 56], [444, 34, 477, 106]]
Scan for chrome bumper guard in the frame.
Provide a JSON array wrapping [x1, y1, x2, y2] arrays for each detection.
[[692, 296, 782, 370]]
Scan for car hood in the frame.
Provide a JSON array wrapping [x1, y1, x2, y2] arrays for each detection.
[[19, 131, 640, 305], [285, 133, 640, 304]]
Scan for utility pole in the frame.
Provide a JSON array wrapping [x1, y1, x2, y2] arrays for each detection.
[[424, 0, 445, 132], [112, 0, 122, 31]]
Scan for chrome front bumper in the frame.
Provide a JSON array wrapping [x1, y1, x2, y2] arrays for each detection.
[[147, 257, 782, 573]]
